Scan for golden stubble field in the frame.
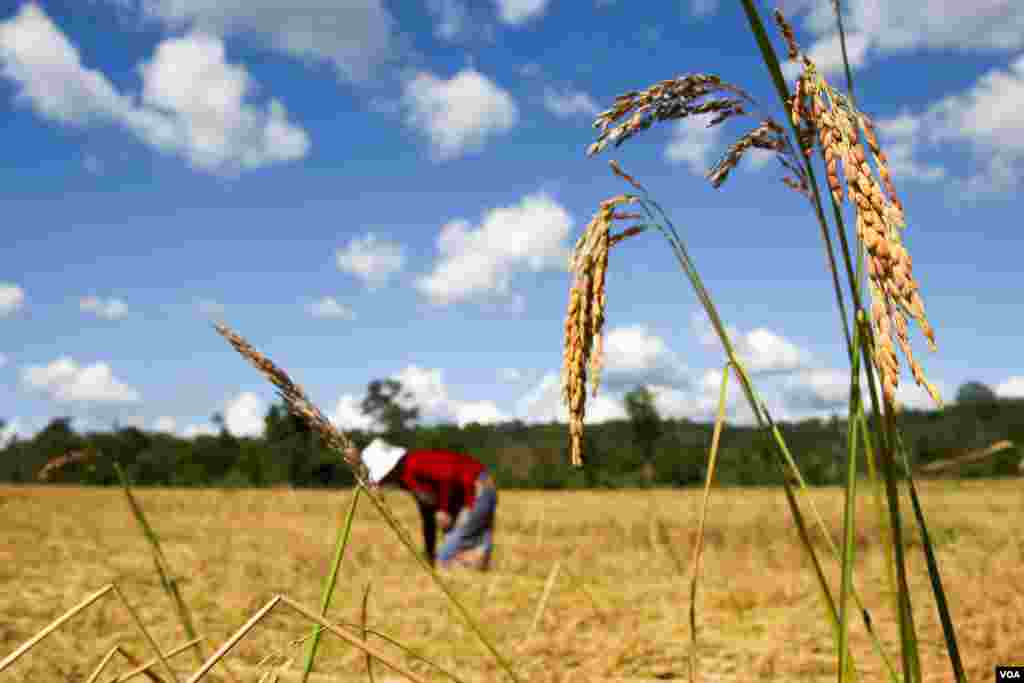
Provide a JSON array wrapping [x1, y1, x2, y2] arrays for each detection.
[[2, 481, 1022, 682]]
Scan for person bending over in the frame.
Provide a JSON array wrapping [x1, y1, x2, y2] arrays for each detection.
[[350, 438, 497, 571]]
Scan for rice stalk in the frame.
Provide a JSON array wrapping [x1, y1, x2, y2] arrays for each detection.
[[0, 584, 114, 672], [113, 463, 237, 683], [687, 362, 730, 683], [361, 583, 375, 683], [300, 486, 362, 682], [106, 639, 205, 683], [528, 560, 562, 640]]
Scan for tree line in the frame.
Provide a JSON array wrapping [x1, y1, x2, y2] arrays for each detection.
[[2, 380, 1021, 488]]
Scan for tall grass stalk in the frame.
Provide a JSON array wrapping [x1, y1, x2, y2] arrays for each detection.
[[687, 362, 730, 683], [113, 463, 238, 683], [300, 486, 362, 682]]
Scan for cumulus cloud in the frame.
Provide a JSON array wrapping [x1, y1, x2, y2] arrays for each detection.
[[153, 416, 177, 433], [402, 68, 517, 161], [223, 391, 264, 437], [543, 87, 599, 118], [601, 325, 690, 389], [129, 0, 396, 83], [996, 376, 1024, 398], [183, 423, 218, 438], [22, 357, 141, 403], [665, 116, 721, 174], [783, 367, 948, 416], [416, 192, 572, 306], [306, 296, 355, 320], [336, 233, 405, 289], [875, 56, 1024, 197], [693, 314, 811, 374], [0, 418, 24, 447], [495, 0, 549, 25], [0, 283, 25, 316], [783, 0, 1024, 79], [330, 394, 376, 431], [393, 365, 506, 427], [0, 4, 309, 174], [80, 296, 128, 320], [515, 372, 626, 424]]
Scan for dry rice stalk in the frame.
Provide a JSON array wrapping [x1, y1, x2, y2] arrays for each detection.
[[787, 48, 940, 407], [37, 448, 98, 481], [588, 71, 809, 200], [562, 190, 645, 465], [213, 323, 368, 481]]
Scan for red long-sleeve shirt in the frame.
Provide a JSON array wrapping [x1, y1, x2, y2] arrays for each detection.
[[396, 449, 485, 516]]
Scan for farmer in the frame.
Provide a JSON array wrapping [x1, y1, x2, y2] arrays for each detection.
[[349, 439, 497, 571]]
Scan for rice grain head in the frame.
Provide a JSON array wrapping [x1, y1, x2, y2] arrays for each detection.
[[781, 17, 941, 408], [562, 189, 645, 465], [213, 322, 369, 480]]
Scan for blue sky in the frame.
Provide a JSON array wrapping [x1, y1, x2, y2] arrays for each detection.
[[1, 0, 1022, 442]]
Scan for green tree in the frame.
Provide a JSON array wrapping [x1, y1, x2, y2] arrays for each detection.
[[956, 381, 997, 405], [361, 379, 419, 437], [624, 385, 662, 485]]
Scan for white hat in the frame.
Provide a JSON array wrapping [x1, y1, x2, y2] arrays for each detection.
[[362, 438, 407, 485]]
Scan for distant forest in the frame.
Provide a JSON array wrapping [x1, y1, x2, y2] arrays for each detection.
[[2, 379, 1021, 489]]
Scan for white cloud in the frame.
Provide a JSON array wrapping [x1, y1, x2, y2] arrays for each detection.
[[0, 283, 25, 316], [131, 0, 396, 83], [692, 314, 811, 374], [402, 68, 518, 161], [80, 295, 128, 320], [515, 372, 626, 424], [196, 299, 225, 316], [601, 325, 689, 389], [784, 0, 1024, 78], [427, 0, 469, 41], [665, 117, 721, 174], [416, 192, 572, 306], [495, 0, 549, 25], [223, 391, 264, 437], [543, 87, 599, 118], [393, 365, 506, 426], [0, 4, 309, 174], [306, 296, 355, 320], [454, 400, 505, 426], [336, 233, 405, 289], [875, 57, 1024, 195], [153, 416, 177, 433], [330, 394, 376, 431], [783, 367, 947, 416], [22, 357, 141, 403], [498, 367, 523, 383], [996, 376, 1024, 398], [0, 418, 24, 447], [183, 423, 218, 438]]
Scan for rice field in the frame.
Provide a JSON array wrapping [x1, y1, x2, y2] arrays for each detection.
[[2, 481, 1021, 682]]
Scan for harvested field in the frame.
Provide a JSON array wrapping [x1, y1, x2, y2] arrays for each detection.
[[2, 481, 1021, 681]]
